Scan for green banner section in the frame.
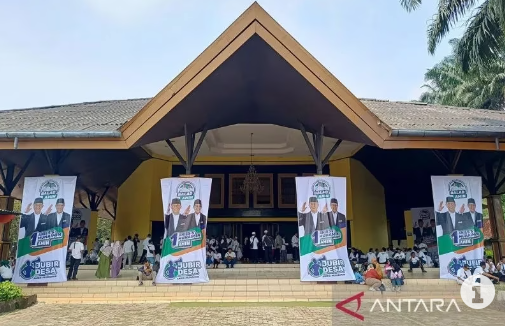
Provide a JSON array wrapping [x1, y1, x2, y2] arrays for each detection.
[[17, 227, 65, 257], [437, 227, 484, 255], [162, 227, 203, 256], [300, 226, 343, 256]]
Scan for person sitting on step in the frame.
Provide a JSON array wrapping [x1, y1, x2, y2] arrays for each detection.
[[407, 251, 426, 273], [0, 260, 13, 283], [213, 249, 222, 269], [137, 261, 156, 286], [473, 261, 500, 284], [389, 263, 404, 292], [364, 263, 384, 292], [456, 264, 471, 285], [497, 256, 505, 282], [224, 248, 236, 268]]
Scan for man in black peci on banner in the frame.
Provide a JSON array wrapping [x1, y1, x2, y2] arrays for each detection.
[[187, 199, 206, 231], [327, 198, 346, 229], [460, 198, 483, 229], [164, 198, 195, 238], [46, 198, 71, 229], [298, 196, 331, 236], [435, 196, 469, 235], [20, 197, 54, 239]]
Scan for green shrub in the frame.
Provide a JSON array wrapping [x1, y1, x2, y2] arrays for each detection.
[[0, 281, 22, 302]]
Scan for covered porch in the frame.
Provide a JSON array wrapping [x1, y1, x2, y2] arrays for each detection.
[[0, 2, 504, 260]]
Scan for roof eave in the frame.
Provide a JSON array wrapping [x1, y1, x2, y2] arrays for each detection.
[[0, 131, 122, 139], [390, 129, 505, 138]]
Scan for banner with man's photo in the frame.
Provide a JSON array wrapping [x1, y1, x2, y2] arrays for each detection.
[[69, 208, 91, 248], [295, 176, 354, 282], [431, 176, 484, 279], [156, 177, 211, 284], [411, 207, 438, 261], [13, 176, 77, 284]]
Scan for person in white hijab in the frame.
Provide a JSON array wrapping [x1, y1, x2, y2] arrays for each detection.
[[95, 240, 112, 279], [111, 241, 124, 278]]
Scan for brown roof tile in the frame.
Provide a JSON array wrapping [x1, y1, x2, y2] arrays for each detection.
[[1, 98, 505, 135]]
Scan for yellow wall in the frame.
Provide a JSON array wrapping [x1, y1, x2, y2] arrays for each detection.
[[115, 156, 387, 250], [114, 159, 172, 240], [404, 210, 414, 248], [330, 158, 388, 250], [87, 211, 98, 248]]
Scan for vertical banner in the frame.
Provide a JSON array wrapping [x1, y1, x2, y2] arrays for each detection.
[[156, 177, 211, 284], [431, 176, 484, 279], [295, 176, 354, 282], [411, 207, 438, 259], [69, 208, 91, 248], [13, 176, 77, 284]]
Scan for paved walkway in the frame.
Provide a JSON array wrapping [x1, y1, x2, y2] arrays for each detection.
[[2, 302, 503, 326]]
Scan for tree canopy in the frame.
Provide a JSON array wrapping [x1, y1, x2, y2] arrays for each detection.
[[420, 39, 505, 110], [402, 0, 505, 72]]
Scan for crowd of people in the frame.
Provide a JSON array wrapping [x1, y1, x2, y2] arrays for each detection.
[[348, 246, 435, 272], [66, 233, 161, 282], [205, 230, 298, 267], [456, 256, 505, 284]]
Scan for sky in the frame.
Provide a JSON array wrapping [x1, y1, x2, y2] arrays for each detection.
[[0, 0, 469, 110]]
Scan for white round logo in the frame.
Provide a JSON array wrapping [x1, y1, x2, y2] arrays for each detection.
[[460, 275, 496, 309]]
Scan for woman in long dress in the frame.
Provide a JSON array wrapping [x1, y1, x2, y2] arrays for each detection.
[[95, 240, 112, 279], [110, 241, 123, 278]]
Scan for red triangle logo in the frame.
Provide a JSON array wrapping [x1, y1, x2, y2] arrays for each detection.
[[335, 291, 364, 321]]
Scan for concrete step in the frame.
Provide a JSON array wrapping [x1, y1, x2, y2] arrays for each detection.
[[17, 277, 456, 287], [34, 292, 463, 304], [22, 285, 460, 295], [76, 263, 441, 270]]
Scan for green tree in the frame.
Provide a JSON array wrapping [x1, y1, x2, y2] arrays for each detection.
[[401, 0, 505, 72], [96, 217, 112, 241], [420, 39, 505, 109], [8, 200, 21, 245]]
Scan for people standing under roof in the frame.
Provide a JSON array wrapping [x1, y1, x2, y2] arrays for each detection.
[[139, 234, 151, 264], [250, 232, 259, 263], [122, 236, 134, 270]]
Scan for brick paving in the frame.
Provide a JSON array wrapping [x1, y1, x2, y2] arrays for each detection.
[[2, 302, 504, 326]]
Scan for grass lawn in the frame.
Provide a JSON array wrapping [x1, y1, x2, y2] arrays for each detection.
[[169, 301, 334, 308]]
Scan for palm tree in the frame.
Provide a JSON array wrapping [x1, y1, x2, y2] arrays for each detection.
[[401, 0, 505, 72], [421, 39, 505, 110]]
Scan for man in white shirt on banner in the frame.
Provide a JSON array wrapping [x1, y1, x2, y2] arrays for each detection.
[[123, 236, 135, 270], [291, 233, 299, 262], [297, 197, 331, 236], [436, 196, 465, 235], [47, 198, 71, 229], [19, 197, 47, 239], [187, 199, 207, 230], [328, 198, 346, 229], [67, 236, 84, 280], [461, 198, 483, 229]]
